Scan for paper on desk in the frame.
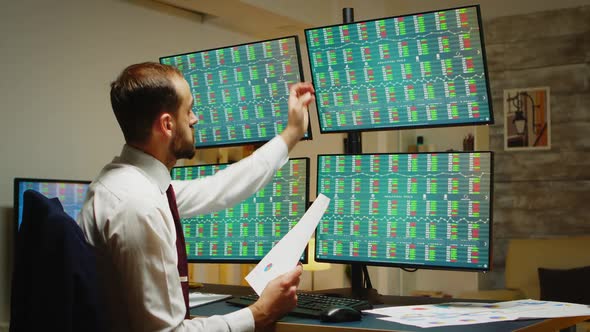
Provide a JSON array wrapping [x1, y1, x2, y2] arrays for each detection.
[[366, 303, 517, 328], [491, 299, 590, 318], [245, 193, 330, 295], [365, 300, 590, 328], [188, 292, 232, 308]]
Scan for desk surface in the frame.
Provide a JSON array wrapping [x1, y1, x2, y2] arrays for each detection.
[[191, 284, 590, 332]]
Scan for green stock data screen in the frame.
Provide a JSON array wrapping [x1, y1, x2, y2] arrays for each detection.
[[161, 36, 309, 148], [171, 158, 309, 262], [305, 6, 493, 133], [316, 152, 492, 271]]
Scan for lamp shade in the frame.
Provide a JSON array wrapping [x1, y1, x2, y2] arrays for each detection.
[[303, 238, 331, 272], [513, 110, 526, 135]]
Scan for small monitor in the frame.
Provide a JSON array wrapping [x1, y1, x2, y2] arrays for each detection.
[[171, 158, 310, 263], [316, 152, 493, 271], [305, 5, 493, 133], [14, 178, 90, 230], [160, 36, 310, 148]]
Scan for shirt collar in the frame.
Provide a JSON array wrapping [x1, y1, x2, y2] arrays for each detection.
[[117, 144, 171, 194]]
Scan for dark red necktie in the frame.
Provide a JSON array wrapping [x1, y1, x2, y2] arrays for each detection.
[[166, 184, 190, 319]]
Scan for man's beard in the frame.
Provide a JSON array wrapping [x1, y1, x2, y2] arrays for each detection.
[[172, 129, 196, 160]]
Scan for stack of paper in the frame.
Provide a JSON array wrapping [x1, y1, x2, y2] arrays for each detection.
[[188, 292, 232, 308]]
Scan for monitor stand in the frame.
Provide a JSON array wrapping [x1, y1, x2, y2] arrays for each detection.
[[313, 263, 383, 304]]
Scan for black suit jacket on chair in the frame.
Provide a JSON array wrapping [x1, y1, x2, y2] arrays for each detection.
[[10, 190, 104, 332]]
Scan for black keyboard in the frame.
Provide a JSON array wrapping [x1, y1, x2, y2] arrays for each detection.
[[226, 292, 372, 318]]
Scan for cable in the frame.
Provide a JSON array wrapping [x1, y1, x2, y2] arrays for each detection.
[[362, 265, 373, 289]]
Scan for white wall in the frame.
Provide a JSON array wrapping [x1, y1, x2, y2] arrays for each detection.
[[0, 0, 253, 328]]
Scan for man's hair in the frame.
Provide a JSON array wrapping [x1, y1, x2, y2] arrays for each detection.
[[110, 62, 183, 144]]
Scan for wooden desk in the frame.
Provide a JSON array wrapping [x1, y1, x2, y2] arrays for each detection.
[[191, 284, 590, 332]]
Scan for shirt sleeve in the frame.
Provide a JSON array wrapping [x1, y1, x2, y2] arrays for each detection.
[[172, 135, 289, 218], [181, 308, 254, 332]]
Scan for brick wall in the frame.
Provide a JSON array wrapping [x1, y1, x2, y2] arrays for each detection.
[[481, 6, 590, 289]]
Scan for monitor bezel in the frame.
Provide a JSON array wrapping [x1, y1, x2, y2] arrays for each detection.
[[171, 157, 311, 264], [159, 35, 312, 148], [304, 5, 495, 134], [13, 177, 91, 236], [314, 151, 494, 272]]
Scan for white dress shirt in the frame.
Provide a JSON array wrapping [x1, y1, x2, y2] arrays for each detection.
[[79, 136, 288, 332]]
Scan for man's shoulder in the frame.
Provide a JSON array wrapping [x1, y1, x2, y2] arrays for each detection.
[[82, 162, 165, 231], [92, 162, 159, 202]]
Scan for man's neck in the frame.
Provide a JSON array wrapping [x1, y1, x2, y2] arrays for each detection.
[[127, 141, 177, 171]]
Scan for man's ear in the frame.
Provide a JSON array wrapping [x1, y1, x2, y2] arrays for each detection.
[[157, 112, 174, 138]]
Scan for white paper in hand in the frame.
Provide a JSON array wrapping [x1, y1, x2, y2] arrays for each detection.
[[245, 193, 330, 295]]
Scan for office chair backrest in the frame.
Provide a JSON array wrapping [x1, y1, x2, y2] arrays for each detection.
[[10, 190, 104, 332]]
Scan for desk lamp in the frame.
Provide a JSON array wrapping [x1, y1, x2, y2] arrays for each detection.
[[303, 238, 331, 290]]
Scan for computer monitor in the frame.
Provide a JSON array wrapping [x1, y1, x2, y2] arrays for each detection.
[[305, 5, 493, 133], [171, 158, 310, 263], [160, 36, 310, 148], [316, 152, 493, 271], [13, 178, 90, 230]]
